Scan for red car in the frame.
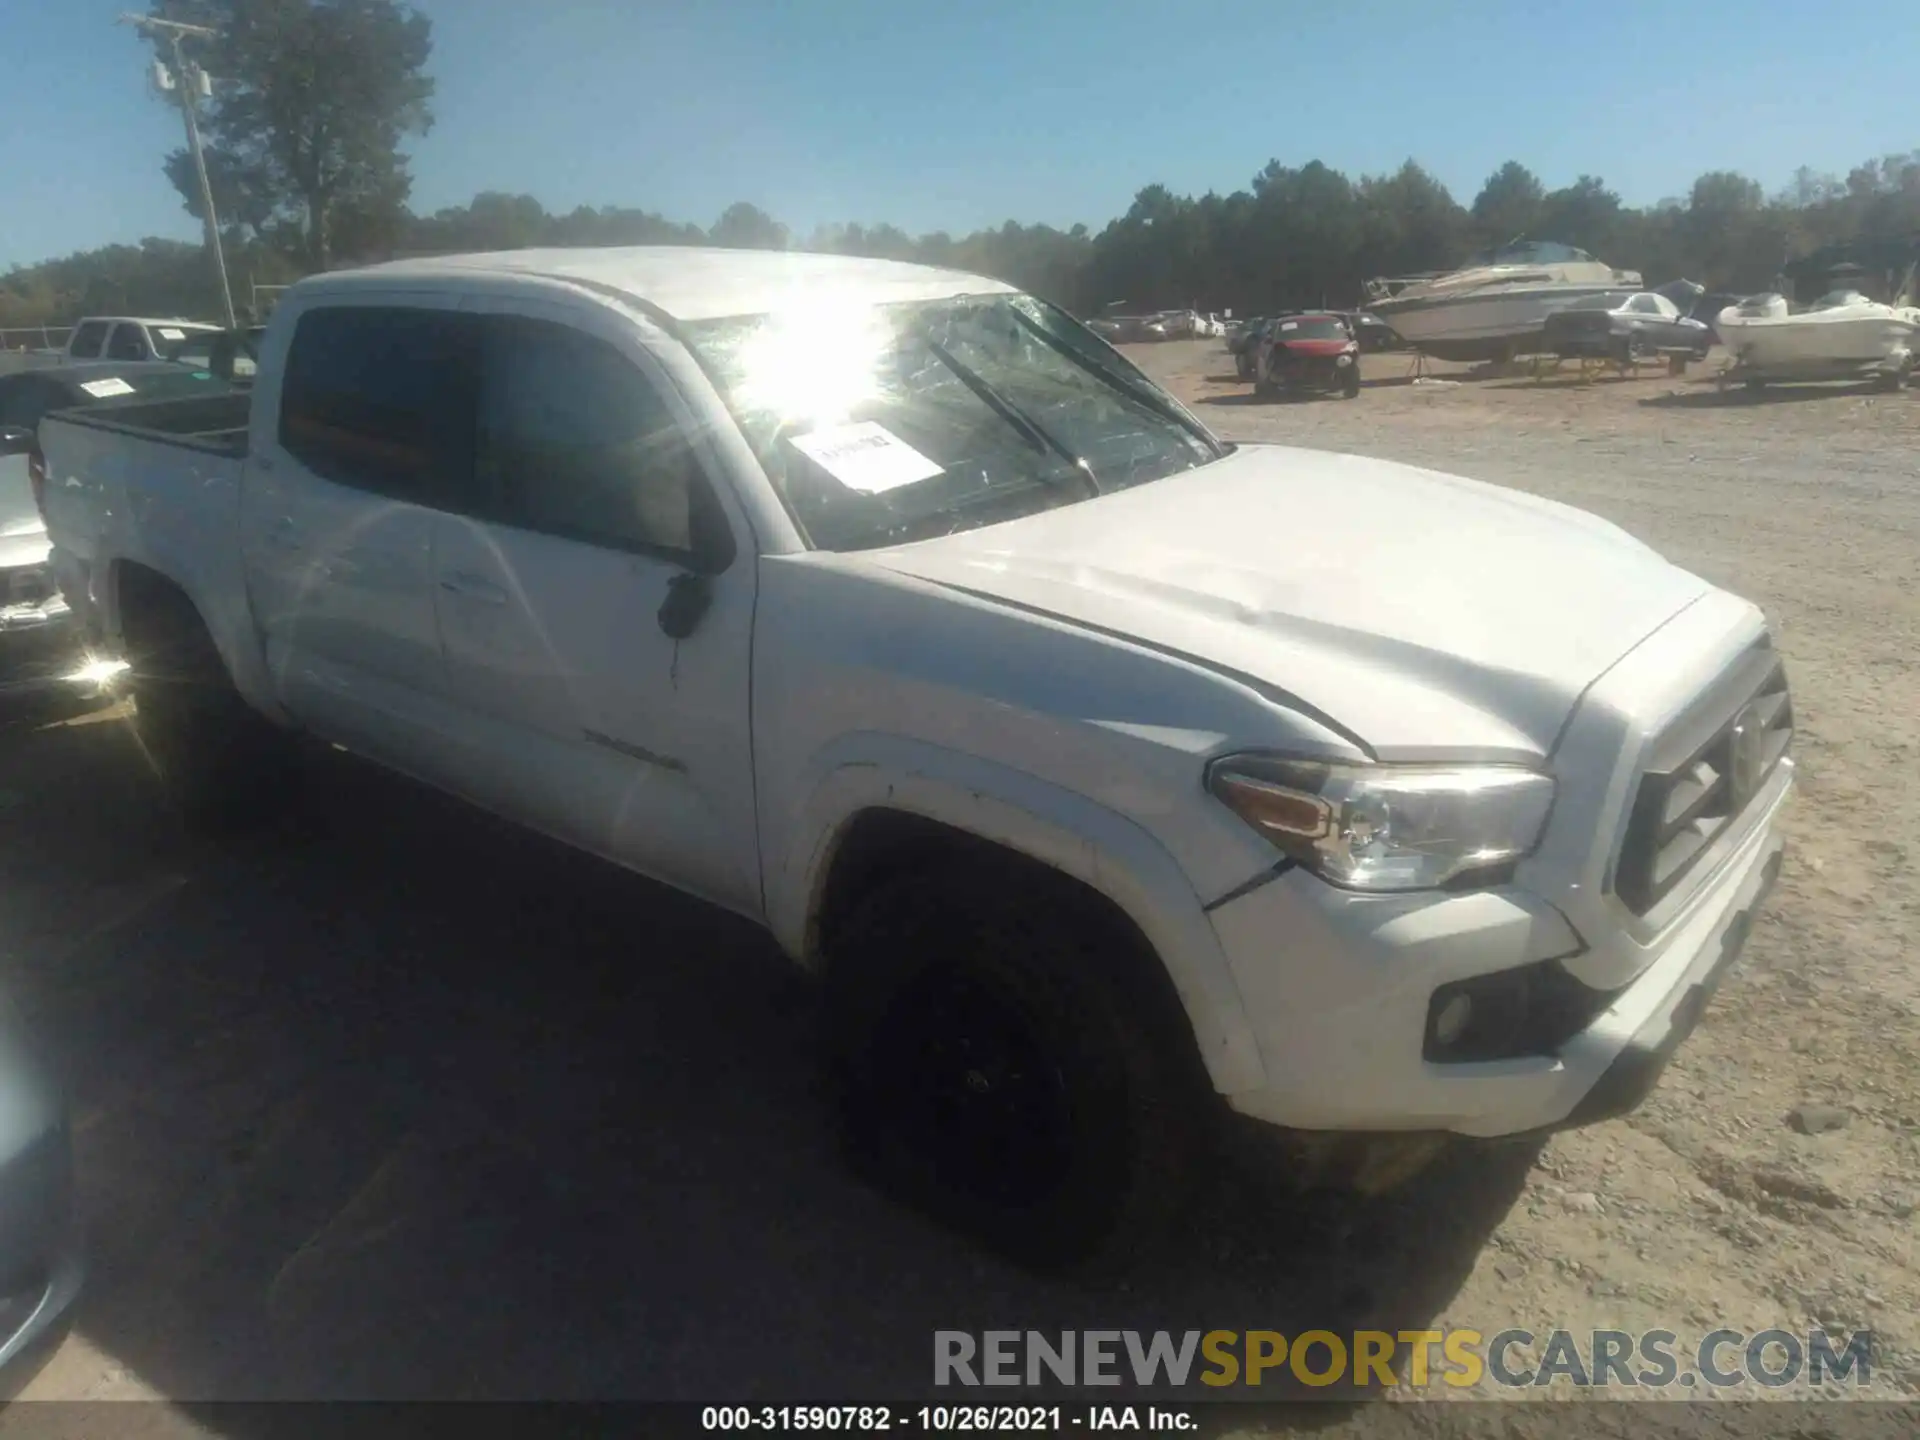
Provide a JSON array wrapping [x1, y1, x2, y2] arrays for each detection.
[[1253, 312, 1362, 399]]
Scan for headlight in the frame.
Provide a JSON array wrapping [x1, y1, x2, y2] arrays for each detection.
[[1206, 755, 1554, 892], [1335, 353, 1354, 366]]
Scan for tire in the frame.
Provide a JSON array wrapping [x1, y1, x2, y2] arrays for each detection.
[[823, 868, 1207, 1274], [126, 593, 294, 830], [1341, 365, 1361, 399], [1236, 352, 1254, 380]]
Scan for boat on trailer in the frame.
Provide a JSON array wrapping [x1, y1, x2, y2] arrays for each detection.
[[1714, 278, 1919, 392], [1362, 239, 1644, 363]]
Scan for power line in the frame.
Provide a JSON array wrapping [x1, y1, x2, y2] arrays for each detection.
[[120, 11, 239, 330]]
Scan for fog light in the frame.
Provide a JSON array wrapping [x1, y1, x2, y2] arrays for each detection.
[[1432, 993, 1473, 1046]]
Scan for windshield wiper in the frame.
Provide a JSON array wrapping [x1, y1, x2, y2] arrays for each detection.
[[1007, 305, 1226, 458], [918, 331, 1099, 496]]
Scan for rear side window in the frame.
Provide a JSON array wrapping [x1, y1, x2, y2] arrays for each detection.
[[105, 324, 149, 360], [68, 322, 109, 359], [279, 306, 479, 503], [477, 316, 713, 560]]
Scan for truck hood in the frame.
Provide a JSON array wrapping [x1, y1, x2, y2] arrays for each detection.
[[860, 443, 1710, 762]]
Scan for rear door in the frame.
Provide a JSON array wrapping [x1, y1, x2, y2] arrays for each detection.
[[241, 299, 477, 770], [427, 301, 762, 914]]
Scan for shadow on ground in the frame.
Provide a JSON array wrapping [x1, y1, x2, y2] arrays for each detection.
[[0, 692, 1534, 1414], [1639, 379, 1908, 408]]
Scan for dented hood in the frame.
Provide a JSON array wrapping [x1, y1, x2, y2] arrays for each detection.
[[861, 444, 1709, 762]]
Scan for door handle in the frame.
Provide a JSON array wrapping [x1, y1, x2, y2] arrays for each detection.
[[439, 571, 507, 605]]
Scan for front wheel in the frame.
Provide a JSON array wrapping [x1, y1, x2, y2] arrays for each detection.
[[1341, 364, 1361, 399], [823, 871, 1207, 1274]]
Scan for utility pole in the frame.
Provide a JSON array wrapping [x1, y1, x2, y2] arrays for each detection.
[[121, 12, 238, 329]]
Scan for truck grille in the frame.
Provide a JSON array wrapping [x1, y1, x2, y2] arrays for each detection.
[[1613, 638, 1792, 916]]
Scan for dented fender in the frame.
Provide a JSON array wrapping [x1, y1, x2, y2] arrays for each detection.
[[763, 732, 1268, 1097]]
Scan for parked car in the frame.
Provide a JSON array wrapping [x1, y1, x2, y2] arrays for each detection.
[[1233, 320, 1278, 378], [1228, 318, 1270, 377], [162, 326, 266, 385], [62, 317, 222, 366], [1344, 311, 1406, 352], [1543, 291, 1713, 364], [39, 248, 1792, 1271], [1254, 312, 1363, 398], [0, 361, 235, 659]]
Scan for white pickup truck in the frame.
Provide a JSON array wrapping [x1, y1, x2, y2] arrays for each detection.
[[36, 247, 1793, 1270]]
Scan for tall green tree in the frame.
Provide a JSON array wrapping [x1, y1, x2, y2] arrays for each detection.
[[1470, 161, 1545, 249], [153, 0, 434, 270], [709, 203, 789, 251]]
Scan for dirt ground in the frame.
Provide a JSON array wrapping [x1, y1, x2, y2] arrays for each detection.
[[0, 339, 1915, 1426]]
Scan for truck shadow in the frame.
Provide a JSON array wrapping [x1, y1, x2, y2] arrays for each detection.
[[0, 701, 1533, 1415]]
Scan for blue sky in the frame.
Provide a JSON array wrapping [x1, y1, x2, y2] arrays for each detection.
[[5, 0, 1916, 271]]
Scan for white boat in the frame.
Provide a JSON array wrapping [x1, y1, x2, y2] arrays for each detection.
[[1362, 240, 1644, 362], [1714, 288, 1919, 386]]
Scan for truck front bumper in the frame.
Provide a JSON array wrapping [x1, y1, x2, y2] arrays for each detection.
[[1209, 768, 1789, 1142]]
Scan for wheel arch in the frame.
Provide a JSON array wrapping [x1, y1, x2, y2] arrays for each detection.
[[767, 743, 1268, 1097]]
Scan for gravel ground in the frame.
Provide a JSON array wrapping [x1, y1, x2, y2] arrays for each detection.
[[0, 339, 1914, 1426]]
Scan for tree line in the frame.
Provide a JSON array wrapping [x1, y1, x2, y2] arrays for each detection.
[[2, 0, 1914, 332]]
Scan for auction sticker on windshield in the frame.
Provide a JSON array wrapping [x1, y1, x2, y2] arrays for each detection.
[[790, 421, 944, 495], [79, 378, 136, 398]]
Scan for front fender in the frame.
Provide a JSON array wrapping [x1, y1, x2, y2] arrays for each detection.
[[765, 732, 1268, 1097]]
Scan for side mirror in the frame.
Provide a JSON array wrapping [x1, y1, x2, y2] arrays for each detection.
[[0, 426, 33, 456]]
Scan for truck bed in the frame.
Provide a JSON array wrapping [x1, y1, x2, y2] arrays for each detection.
[[51, 391, 252, 457]]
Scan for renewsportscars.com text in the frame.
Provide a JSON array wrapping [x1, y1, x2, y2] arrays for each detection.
[[933, 1328, 1875, 1391]]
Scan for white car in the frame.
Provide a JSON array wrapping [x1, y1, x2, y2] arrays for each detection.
[[37, 247, 1792, 1270], [61, 316, 222, 366]]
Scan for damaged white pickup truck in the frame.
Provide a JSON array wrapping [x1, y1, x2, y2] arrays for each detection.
[[36, 248, 1792, 1269]]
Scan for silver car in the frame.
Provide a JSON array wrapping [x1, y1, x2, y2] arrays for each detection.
[[0, 363, 232, 666]]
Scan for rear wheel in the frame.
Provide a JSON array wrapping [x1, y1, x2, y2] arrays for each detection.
[[823, 869, 1207, 1274], [125, 590, 294, 830]]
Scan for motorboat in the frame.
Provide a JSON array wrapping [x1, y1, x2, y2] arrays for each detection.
[[1714, 288, 1919, 387], [1362, 239, 1645, 362]]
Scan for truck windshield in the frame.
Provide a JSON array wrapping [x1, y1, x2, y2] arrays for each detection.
[[685, 293, 1225, 552]]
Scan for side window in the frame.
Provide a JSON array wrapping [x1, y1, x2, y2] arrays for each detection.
[[279, 306, 479, 504], [105, 324, 149, 360], [1626, 295, 1659, 316], [68, 322, 109, 359], [478, 315, 715, 561]]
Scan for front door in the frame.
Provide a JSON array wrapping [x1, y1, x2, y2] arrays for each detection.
[[429, 304, 761, 916], [240, 297, 477, 770]]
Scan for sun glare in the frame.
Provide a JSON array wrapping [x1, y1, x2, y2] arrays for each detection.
[[734, 299, 891, 430]]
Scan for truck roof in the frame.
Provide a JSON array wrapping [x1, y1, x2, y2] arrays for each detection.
[[299, 246, 1019, 323]]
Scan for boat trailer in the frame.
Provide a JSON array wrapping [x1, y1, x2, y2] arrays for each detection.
[[1716, 348, 1915, 394]]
